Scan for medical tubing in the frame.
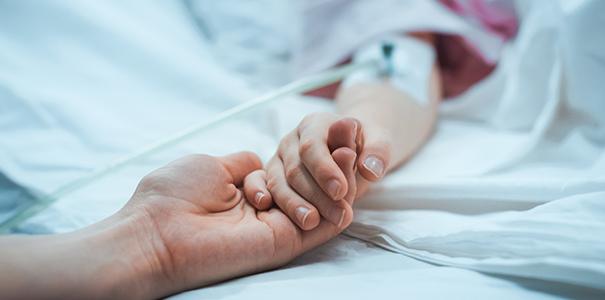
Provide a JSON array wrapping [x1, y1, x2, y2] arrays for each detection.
[[0, 59, 380, 233]]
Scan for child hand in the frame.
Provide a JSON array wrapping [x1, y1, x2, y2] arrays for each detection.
[[243, 112, 391, 230], [244, 143, 358, 231]]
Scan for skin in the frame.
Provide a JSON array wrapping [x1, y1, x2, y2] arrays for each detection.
[[0, 32, 477, 300], [0, 151, 357, 299], [246, 34, 443, 230]]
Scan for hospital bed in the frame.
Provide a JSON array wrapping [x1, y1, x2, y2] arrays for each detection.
[[1, 1, 604, 298]]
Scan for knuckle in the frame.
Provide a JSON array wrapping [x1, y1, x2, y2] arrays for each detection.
[[298, 139, 315, 157], [278, 132, 297, 154], [300, 113, 319, 126], [138, 173, 167, 194], [298, 112, 329, 133], [139, 173, 157, 189], [285, 164, 304, 183], [248, 169, 265, 181], [266, 174, 280, 193]]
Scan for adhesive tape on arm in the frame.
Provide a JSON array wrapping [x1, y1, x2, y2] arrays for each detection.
[[342, 35, 435, 106]]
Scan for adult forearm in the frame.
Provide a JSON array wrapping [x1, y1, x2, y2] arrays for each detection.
[[0, 211, 163, 299]]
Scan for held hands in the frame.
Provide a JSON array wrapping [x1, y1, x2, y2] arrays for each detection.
[[120, 152, 357, 298], [125, 112, 393, 297], [0, 151, 361, 300], [0, 106, 405, 300], [4, 114, 393, 299], [0, 114, 393, 299], [244, 112, 393, 231]]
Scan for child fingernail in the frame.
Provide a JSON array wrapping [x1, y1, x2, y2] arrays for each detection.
[[329, 208, 346, 227], [363, 155, 385, 178], [327, 179, 341, 199], [295, 206, 310, 227], [254, 192, 265, 206]]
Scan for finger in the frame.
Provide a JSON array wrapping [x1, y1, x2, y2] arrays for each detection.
[[298, 124, 347, 200], [327, 118, 362, 152], [355, 172, 371, 197], [219, 151, 263, 186], [255, 208, 304, 266], [299, 201, 353, 254], [332, 147, 357, 205], [280, 143, 350, 227], [257, 203, 352, 265], [259, 205, 352, 261], [141, 154, 245, 212], [357, 132, 391, 181], [267, 157, 320, 231], [243, 169, 273, 210]]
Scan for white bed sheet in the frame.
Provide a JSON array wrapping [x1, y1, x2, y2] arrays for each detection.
[[170, 236, 603, 300], [1, 0, 604, 298]]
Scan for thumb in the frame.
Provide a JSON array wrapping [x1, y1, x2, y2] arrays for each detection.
[[357, 134, 391, 182], [327, 117, 362, 152], [219, 151, 263, 186]]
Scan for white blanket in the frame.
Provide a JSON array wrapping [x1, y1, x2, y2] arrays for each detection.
[[343, 0, 605, 290], [0, 0, 604, 297]]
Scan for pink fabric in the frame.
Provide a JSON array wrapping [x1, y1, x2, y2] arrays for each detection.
[[437, 0, 518, 98], [440, 0, 518, 40]]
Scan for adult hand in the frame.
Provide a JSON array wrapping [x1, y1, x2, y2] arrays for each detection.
[[0, 152, 357, 299], [118, 151, 358, 297]]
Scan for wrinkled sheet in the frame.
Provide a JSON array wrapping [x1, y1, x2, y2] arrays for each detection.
[[0, 0, 604, 298], [343, 0, 605, 290]]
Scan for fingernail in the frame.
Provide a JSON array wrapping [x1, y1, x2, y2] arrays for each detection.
[[295, 206, 311, 227], [363, 155, 384, 178], [329, 208, 346, 227], [254, 192, 264, 206], [327, 179, 341, 199]]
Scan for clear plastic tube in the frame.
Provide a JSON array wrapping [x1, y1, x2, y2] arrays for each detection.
[[0, 59, 380, 233]]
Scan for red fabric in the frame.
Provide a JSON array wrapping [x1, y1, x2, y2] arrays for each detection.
[[436, 34, 496, 98], [440, 0, 518, 40], [307, 0, 518, 100], [438, 0, 518, 98]]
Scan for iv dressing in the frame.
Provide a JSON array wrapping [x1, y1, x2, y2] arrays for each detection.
[[342, 36, 435, 106]]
